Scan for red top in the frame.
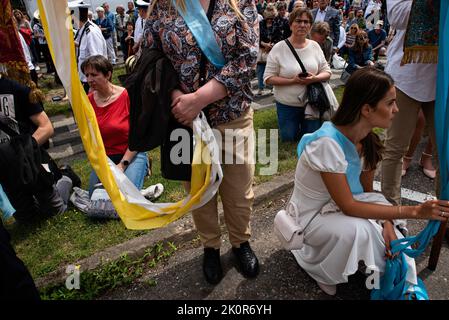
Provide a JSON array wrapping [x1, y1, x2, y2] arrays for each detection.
[[88, 89, 130, 155]]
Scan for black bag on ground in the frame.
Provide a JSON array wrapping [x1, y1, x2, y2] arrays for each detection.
[[284, 39, 331, 119]]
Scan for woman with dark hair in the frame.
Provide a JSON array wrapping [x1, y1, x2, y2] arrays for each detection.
[[345, 30, 374, 74], [288, 68, 448, 296], [81, 55, 148, 197], [121, 21, 135, 61]]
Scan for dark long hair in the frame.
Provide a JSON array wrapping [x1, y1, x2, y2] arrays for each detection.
[[332, 67, 395, 170]]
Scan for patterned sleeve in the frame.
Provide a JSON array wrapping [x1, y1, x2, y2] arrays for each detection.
[[213, 0, 259, 97], [143, 5, 162, 50]]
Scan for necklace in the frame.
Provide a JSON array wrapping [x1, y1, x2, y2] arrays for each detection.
[[99, 85, 114, 103]]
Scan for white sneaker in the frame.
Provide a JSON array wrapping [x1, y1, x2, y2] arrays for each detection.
[[316, 281, 337, 296], [141, 183, 164, 201]]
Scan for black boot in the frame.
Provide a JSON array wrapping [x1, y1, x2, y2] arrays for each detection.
[[232, 241, 259, 278], [203, 248, 223, 285]]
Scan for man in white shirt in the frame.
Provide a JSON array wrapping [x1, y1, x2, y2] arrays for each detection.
[[74, 4, 107, 92], [381, 0, 438, 206], [133, 0, 149, 54]]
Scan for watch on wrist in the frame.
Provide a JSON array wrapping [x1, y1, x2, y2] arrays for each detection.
[[120, 159, 130, 166]]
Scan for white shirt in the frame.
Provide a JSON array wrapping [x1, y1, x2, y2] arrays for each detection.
[[314, 7, 327, 23], [134, 16, 146, 44], [75, 22, 107, 82], [264, 40, 332, 107], [18, 33, 34, 71], [337, 26, 346, 50], [385, 0, 437, 102]]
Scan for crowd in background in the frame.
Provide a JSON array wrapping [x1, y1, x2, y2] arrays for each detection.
[[255, 0, 390, 95]]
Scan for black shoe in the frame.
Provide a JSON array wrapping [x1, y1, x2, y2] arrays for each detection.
[[60, 165, 81, 188], [203, 248, 223, 285], [232, 241, 259, 278]]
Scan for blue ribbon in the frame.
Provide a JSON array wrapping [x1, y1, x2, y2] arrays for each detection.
[[297, 121, 364, 195], [372, 1, 448, 299], [371, 221, 440, 300], [173, 0, 226, 69]]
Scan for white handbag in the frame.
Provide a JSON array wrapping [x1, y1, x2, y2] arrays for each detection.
[[273, 201, 320, 251]]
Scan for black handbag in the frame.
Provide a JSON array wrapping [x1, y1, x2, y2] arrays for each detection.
[[284, 39, 331, 120]]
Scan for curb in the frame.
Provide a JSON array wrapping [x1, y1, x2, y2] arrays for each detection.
[[34, 171, 295, 290]]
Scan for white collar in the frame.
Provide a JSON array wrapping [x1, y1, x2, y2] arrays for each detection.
[[319, 6, 328, 14]]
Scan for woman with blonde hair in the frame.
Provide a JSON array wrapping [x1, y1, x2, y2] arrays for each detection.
[[345, 30, 374, 74], [339, 23, 359, 56], [144, 0, 260, 285]]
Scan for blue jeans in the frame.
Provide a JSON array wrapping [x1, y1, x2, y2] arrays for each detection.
[[88, 152, 149, 197], [256, 63, 266, 90], [276, 102, 321, 142]]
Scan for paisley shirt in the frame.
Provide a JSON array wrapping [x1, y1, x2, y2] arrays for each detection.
[[143, 0, 259, 127]]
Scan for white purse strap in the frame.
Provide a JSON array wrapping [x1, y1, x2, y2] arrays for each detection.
[[287, 201, 321, 234]]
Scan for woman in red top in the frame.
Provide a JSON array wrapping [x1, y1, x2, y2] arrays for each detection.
[[81, 55, 148, 196]]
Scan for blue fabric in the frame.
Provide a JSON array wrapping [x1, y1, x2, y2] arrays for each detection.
[[435, 0, 449, 201], [89, 152, 149, 197], [95, 17, 114, 39], [256, 64, 266, 90], [296, 121, 364, 195], [371, 221, 440, 300], [0, 183, 15, 219], [367, 29, 386, 48], [346, 46, 373, 74], [276, 102, 321, 142], [173, 0, 225, 69]]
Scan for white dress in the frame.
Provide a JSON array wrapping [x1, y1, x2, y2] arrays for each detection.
[[291, 137, 417, 286]]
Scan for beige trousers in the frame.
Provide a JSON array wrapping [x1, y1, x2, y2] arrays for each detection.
[[192, 108, 255, 249], [381, 88, 438, 205]]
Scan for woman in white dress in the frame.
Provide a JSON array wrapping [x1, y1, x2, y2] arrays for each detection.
[[290, 67, 449, 296]]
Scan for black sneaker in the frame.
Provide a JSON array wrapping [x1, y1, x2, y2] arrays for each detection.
[[203, 248, 223, 285], [60, 165, 81, 188], [232, 241, 259, 278]]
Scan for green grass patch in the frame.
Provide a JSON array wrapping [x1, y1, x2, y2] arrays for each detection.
[[8, 106, 296, 281], [40, 241, 176, 300], [6, 84, 346, 297], [43, 102, 72, 117]]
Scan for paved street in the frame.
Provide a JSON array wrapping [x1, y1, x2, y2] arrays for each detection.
[[98, 138, 449, 300]]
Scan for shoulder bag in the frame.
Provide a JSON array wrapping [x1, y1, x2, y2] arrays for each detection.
[[284, 39, 331, 121]]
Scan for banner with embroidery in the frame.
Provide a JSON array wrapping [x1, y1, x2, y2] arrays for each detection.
[[401, 0, 440, 65]]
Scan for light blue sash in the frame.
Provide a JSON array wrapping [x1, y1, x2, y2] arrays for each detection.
[[173, 0, 226, 69], [297, 121, 364, 195], [0, 183, 15, 219]]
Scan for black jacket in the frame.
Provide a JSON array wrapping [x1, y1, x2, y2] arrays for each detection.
[[126, 48, 181, 152]]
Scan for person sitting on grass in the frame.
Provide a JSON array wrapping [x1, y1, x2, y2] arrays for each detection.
[[0, 75, 76, 225], [70, 55, 163, 219]]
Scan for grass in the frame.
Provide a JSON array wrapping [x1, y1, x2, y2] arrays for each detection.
[[3, 75, 348, 296], [6, 103, 306, 282], [40, 66, 127, 117], [40, 241, 177, 300]]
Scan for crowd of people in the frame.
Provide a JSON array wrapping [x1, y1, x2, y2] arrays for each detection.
[[1, 0, 446, 300]]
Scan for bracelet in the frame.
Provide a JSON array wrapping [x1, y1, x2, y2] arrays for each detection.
[[397, 205, 402, 217]]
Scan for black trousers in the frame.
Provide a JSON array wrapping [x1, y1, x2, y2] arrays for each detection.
[[0, 220, 40, 300]]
